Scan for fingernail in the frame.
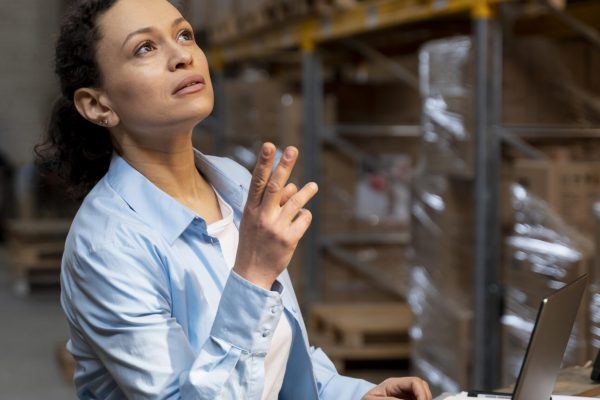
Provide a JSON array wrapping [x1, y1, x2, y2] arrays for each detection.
[[284, 148, 296, 160], [262, 145, 272, 157]]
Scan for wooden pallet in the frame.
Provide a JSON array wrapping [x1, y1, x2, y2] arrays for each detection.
[[7, 219, 71, 241], [309, 302, 412, 372], [6, 219, 70, 295], [55, 341, 75, 384]]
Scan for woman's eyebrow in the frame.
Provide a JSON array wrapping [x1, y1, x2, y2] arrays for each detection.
[[121, 17, 187, 49]]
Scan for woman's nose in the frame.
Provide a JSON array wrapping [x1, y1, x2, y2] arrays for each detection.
[[168, 46, 193, 71]]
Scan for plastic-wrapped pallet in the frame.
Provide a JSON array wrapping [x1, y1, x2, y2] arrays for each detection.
[[418, 36, 473, 178], [502, 184, 594, 386], [589, 203, 600, 362], [408, 265, 472, 393], [409, 36, 475, 394], [410, 175, 475, 394]]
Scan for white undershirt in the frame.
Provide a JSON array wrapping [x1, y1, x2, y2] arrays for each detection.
[[207, 189, 292, 400]]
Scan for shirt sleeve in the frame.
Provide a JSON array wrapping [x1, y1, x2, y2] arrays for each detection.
[[309, 346, 376, 399], [63, 242, 285, 400]]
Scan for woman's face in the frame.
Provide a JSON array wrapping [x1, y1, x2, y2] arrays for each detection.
[[95, 0, 213, 139]]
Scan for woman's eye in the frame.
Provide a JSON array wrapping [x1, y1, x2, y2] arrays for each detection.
[[177, 29, 194, 42], [135, 42, 154, 56]]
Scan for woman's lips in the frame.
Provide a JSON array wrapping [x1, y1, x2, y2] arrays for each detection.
[[174, 81, 205, 96], [173, 75, 206, 95]]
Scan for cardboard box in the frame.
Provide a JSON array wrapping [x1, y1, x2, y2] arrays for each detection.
[[591, 48, 600, 96], [320, 147, 358, 233], [336, 83, 421, 125], [503, 38, 590, 125], [222, 79, 303, 147], [513, 159, 600, 240]]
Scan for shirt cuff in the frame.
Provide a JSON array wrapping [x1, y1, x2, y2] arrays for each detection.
[[210, 270, 285, 354]]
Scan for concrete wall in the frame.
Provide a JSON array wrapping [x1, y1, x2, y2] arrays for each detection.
[[0, 1, 63, 168]]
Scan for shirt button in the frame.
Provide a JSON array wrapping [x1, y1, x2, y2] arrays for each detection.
[[270, 306, 278, 314], [262, 329, 271, 338]]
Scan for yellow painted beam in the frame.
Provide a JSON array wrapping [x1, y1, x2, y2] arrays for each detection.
[[208, 0, 508, 65], [472, 0, 494, 19]]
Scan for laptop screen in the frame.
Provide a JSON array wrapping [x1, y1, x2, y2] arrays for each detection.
[[463, 275, 588, 399], [512, 274, 588, 400]]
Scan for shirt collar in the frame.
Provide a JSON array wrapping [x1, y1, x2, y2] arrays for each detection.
[[106, 149, 246, 245]]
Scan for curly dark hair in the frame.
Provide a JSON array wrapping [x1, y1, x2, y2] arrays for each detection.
[[35, 0, 119, 199]]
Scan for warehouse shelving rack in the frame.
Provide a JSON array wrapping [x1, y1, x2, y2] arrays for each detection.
[[206, 0, 600, 390]]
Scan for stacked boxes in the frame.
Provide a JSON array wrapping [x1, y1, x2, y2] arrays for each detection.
[[512, 159, 600, 240]]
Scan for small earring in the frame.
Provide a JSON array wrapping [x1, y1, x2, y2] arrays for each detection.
[[101, 119, 109, 126]]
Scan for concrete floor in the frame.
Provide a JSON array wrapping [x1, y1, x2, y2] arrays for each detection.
[[0, 247, 76, 399]]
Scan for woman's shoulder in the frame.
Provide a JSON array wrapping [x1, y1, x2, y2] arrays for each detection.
[[66, 178, 164, 258]]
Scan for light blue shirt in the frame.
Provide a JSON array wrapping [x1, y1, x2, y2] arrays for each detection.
[[60, 150, 375, 399]]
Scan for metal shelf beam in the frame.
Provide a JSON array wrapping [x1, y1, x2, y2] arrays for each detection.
[[472, 11, 503, 390], [209, 0, 506, 64], [321, 240, 407, 298], [542, 0, 600, 50], [332, 124, 421, 138], [321, 231, 411, 246], [502, 125, 600, 139], [301, 47, 324, 310], [341, 38, 420, 89]]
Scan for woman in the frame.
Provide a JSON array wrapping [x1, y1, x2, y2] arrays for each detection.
[[38, 0, 432, 398]]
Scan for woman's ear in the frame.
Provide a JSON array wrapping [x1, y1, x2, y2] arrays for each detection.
[[73, 88, 119, 127]]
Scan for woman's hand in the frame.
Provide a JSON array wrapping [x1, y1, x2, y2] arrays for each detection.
[[362, 377, 432, 400], [233, 143, 318, 290]]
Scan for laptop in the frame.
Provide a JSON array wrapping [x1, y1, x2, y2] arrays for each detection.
[[463, 274, 588, 399]]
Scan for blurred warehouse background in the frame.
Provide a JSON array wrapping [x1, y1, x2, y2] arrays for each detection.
[[1, 0, 600, 398]]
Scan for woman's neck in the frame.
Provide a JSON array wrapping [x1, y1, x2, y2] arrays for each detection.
[[116, 140, 222, 223]]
